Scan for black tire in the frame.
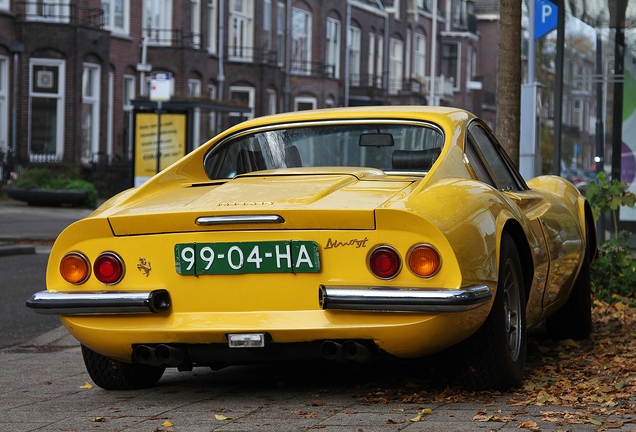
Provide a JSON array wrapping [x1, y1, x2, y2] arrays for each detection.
[[455, 233, 527, 391], [81, 345, 165, 390], [546, 220, 592, 340]]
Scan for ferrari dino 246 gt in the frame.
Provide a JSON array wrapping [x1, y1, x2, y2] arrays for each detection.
[[27, 106, 596, 391]]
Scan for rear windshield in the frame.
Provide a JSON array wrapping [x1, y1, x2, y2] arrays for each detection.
[[204, 122, 444, 180]]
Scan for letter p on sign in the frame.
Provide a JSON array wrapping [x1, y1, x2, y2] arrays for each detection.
[[535, 0, 558, 40]]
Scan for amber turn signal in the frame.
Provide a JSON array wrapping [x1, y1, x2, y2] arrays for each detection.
[[60, 252, 91, 284], [408, 244, 441, 278]]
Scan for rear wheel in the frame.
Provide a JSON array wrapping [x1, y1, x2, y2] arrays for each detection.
[[546, 220, 592, 340], [81, 345, 165, 390], [455, 233, 526, 391]]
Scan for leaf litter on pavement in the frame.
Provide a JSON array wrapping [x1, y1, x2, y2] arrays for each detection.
[[355, 298, 636, 429]]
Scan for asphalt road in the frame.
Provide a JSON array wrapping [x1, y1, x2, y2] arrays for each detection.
[[0, 251, 61, 348]]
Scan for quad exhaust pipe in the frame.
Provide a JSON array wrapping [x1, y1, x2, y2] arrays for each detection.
[[133, 344, 184, 367], [321, 340, 373, 363]]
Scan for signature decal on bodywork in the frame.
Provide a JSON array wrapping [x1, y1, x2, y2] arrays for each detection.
[[217, 202, 274, 206], [137, 258, 152, 277], [324, 237, 369, 249]]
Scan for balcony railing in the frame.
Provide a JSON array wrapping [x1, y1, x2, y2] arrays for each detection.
[[225, 46, 278, 64], [349, 73, 385, 89], [17, 1, 103, 27], [291, 60, 334, 78], [143, 28, 201, 49], [385, 75, 455, 99]]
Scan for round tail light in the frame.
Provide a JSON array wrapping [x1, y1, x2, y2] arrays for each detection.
[[408, 244, 441, 278], [60, 252, 91, 284], [94, 252, 125, 285], [368, 246, 401, 279]]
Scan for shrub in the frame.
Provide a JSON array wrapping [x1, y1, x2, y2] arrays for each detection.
[[586, 173, 636, 303], [7, 167, 99, 208]]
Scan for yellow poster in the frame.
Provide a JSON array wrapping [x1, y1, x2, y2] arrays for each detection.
[[135, 113, 186, 185]]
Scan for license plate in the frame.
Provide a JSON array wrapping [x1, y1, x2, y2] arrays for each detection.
[[174, 241, 320, 275]]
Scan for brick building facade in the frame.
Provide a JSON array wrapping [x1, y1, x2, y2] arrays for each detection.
[[0, 0, 491, 174]]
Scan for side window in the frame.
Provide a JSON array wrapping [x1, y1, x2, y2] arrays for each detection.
[[468, 125, 521, 191], [465, 137, 495, 187]]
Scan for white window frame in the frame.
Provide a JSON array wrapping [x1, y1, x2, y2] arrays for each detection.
[[81, 63, 101, 163], [326, 18, 341, 79], [107, 71, 114, 157], [191, 0, 201, 48], [208, 0, 218, 54], [0, 56, 8, 154], [414, 33, 426, 81], [294, 96, 316, 111], [188, 79, 202, 149], [29, 59, 65, 161], [368, 32, 375, 86], [276, 2, 285, 67], [229, 86, 255, 123], [266, 89, 277, 115], [26, 0, 70, 23], [144, 0, 173, 46], [349, 26, 361, 86], [376, 35, 384, 88], [291, 7, 312, 75], [388, 38, 403, 95], [102, 0, 130, 35], [123, 75, 135, 158], [228, 0, 254, 61], [405, 29, 411, 80]]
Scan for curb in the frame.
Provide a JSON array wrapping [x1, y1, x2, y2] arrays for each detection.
[[0, 244, 36, 257]]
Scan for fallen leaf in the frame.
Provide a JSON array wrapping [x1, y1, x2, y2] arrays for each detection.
[[89, 417, 107, 423], [518, 420, 538, 429], [386, 419, 405, 424], [161, 421, 173, 427], [214, 414, 233, 421], [560, 339, 580, 348], [80, 382, 93, 389], [420, 408, 433, 415], [410, 415, 422, 422]]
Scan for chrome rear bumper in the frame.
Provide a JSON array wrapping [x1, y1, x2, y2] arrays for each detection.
[[319, 285, 492, 312], [26, 290, 171, 315]]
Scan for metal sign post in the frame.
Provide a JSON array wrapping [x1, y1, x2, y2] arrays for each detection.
[[149, 72, 172, 174]]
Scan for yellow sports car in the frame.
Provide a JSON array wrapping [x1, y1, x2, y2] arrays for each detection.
[[27, 107, 596, 391]]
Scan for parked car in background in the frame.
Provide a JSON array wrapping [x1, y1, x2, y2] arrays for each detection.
[[27, 107, 596, 391]]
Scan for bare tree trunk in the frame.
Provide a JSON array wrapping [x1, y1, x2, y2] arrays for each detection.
[[496, 0, 522, 167]]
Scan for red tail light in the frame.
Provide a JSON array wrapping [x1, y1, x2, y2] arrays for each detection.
[[94, 252, 125, 285], [368, 246, 401, 280]]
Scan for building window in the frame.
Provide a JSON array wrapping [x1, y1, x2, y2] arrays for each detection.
[[102, 0, 129, 34], [26, 0, 70, 22], [228, 0, 254, 61], [123, 75, 135, 158], [263, 0, 272, 51], [368, 33, 375, 86], [191, 0, 201, 48], [0, 57, 8, 154], [349, 26, 361, 86], [188, 80, 202, 149], [405, 29, 411, 80], [376, 35, 384, 88], [291, 7, 311, 75], [144, 0, 173, 46], [0, 0, 8, 10], [107, 72, 114, 157], [414, 33, 426, 81], [29, 59, 65, 161], [573, 98, 583, 130], [277, 2, 285, 66], [266, 89, 277, 115], [208, 0, 218, 54], [441, 42, 460, 90], [388, 38, 403, 95], [326, 18, 340, 79], [295, 96, 316, 111], [229, 86, 254, 127], [81, 64, 101, 163]]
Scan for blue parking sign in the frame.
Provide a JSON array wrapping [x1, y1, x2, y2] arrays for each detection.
[[535, 0, 557, 40]]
